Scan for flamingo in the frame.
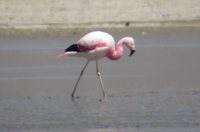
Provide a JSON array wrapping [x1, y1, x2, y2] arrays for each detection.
[[58, 31, 135, 101]]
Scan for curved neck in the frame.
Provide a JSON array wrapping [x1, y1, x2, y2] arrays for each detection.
[[107, 40, 124, 60]]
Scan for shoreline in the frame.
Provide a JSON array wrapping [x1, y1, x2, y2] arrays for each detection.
[[0, 20, 200, 37]]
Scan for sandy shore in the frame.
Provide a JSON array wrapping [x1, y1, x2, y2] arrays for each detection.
[[0, 31, 200, 132], [1, 0, 200, 37]]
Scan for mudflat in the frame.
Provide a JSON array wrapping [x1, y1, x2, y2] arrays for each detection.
[[0, 31, 200, 132]]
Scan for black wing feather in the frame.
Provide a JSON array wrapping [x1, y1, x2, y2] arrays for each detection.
[[65, 44, 80, 52]]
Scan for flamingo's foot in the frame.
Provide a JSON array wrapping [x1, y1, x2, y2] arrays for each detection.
[[71, 94, 80, 101]]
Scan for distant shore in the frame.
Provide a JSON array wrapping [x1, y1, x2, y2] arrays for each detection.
[[0, 0, 200, 36], [1, 21, 200, 37]]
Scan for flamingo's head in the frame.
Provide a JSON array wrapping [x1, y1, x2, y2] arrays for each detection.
[[121, 37, 136, 56]]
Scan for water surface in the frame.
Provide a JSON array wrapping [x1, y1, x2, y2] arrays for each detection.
[[0, 32, 200, 132]]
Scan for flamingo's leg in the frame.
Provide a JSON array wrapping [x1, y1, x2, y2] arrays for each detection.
[[71, 60, 89, 100], [96, 60, 107, 101]]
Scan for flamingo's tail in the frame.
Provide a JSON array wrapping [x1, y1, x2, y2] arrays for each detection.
[[57, 44, 80, 58], [57, 52, 78, 58]]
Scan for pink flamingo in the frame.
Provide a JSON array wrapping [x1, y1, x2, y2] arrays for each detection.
[[58, 31, 135, 101]]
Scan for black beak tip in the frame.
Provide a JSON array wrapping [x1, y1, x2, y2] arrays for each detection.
[[129, 50, 135, 56]]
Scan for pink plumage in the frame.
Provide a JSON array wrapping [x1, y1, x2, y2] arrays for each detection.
[[58, 31, 136, 101]]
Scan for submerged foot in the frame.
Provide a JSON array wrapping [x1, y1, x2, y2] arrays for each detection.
[[71, 94, 80, 101], [99, 95, 107, 102], [71, 94, 75, 101]]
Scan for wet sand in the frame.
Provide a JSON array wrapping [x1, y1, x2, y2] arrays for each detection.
[[0, 31, 200, 132]]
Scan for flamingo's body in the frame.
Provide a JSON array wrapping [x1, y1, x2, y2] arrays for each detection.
[[58, 31, 135, 101]]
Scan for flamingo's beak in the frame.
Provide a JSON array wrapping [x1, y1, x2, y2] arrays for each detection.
[[129, 49, 135, 56], [129, 45, 136, 56]]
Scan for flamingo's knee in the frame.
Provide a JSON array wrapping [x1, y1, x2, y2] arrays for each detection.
[[96, 71, 101, 76]]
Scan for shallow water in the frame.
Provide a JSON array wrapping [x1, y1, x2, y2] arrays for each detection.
[[0, 31, 200, 132]]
